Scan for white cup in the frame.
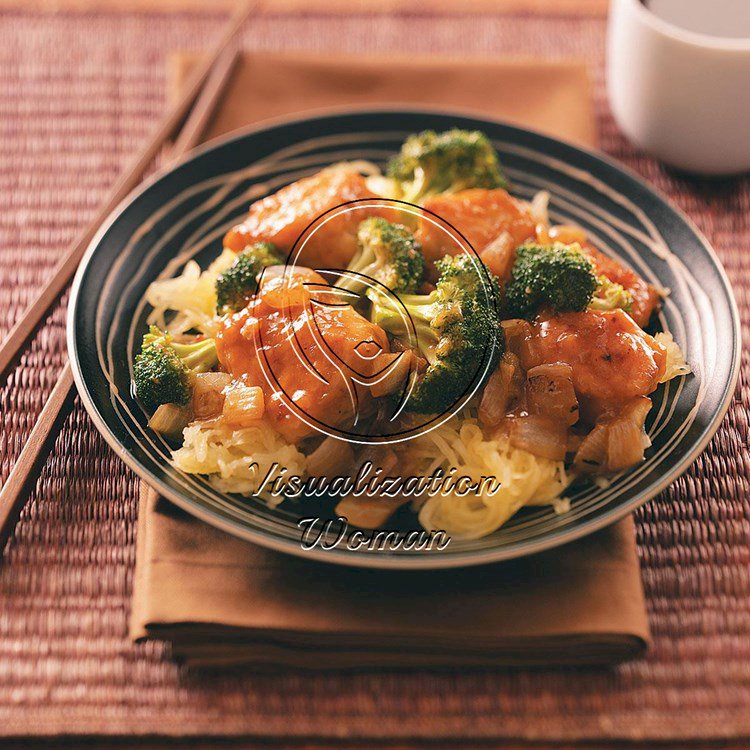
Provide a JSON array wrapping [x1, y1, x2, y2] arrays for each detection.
[[607, 0, 750, 175]]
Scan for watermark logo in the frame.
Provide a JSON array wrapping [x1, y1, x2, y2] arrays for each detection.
[[251, 198, 502, 445], [232, 198, 505, 552], [252, 460, 503, 501], [298, 516, 451, 552]]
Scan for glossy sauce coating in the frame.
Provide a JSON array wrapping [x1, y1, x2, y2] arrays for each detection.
[[417, 188, 536, 262], [224, 169, 385, 270], [215, 268, 394, 442], [518, 309, 667, 419]]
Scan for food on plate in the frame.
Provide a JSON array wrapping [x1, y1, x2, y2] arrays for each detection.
[[418, 188, 536, 263], [215, 265, 399, 442], [215, 241, 283, 313], [223, 167, 386, 269], [385, 128, 508, 204], [135, 128, 690, 541], [133, 327, 218, 411], [337, 216, 425, 296], [370, 253, 502, 415]]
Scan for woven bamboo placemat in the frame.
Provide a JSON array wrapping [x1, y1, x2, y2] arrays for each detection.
[[0, 0, 609, 14], [1, 9, 749, 745]]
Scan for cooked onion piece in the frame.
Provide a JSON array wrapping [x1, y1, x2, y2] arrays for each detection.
[[480, 230, 516, 281], [478, 352, 523, 428], [574, 396, 652, 474], [192, 371, 232, 419], [331, 444, 407, 528], [508, 415, 568, 461], [356, 445, 399, 476], [306, 436, 355, 478], [573, 421, 608, 474], [655, 331, 691, 382], [369, 350, 414, 398], [148, 403, 191, 437], [221, 381, 265, 426], [502, 318, 546, 367], [606, 397, 652, 471], [530, 190, 550, 242], [525, 362, 579, 426]]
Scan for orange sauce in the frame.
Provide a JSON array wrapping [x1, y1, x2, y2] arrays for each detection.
[[224, 169, 389, 270], [215, 268, 394, 442], [517, 308, 667, 421], [417, 188, 536, 263]]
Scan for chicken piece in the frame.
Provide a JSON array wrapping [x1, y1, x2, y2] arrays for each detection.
[[224, 168, 385, 270], [583, 243, 660, 327], [417, 188, 536, 263], [518, 309, 667, 419], [215, 267, 399, 442]]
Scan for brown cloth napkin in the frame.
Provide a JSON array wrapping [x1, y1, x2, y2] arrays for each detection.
[[167, 52, 596, 149], [130, 51, 648, 667]]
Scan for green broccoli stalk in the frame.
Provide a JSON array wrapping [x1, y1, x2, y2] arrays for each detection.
[[216, 241, 283, 313], [371, 254, 503, 414], [387, 129, 509, 204], [504, 242, 598, 320], [589, 275, 633, 313], [336, 217, 424, 297], [133, 326, 217, 410]]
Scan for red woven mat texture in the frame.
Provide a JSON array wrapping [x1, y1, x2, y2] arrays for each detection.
[[0, 9, 749, 743]]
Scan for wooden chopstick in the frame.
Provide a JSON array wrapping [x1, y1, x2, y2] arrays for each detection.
[[172, 48, 241, 159], [0, 0, 255, 380], [0, 366, 76, 551], [0, 8, 249, 553]]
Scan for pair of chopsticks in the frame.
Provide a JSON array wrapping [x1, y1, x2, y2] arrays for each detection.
[[0, 2, 256, 552]]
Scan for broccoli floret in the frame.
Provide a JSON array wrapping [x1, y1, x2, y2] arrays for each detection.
[[133, 326, 217, 410], [336, 217, 424, 296], [216, 241, 283, 313], [589, 275, 633, 313], [504, 242, 598, 319], [387, 129, 509, 204], [371, 254, 503, 414]]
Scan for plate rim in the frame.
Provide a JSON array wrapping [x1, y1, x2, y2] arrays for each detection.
[[66, 104, 742, 570]]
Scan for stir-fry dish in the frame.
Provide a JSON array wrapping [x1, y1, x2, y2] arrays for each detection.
[[135, 129, 690, 540]]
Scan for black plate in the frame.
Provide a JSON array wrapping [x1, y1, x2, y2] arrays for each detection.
[[67, 108, 740, 569]]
